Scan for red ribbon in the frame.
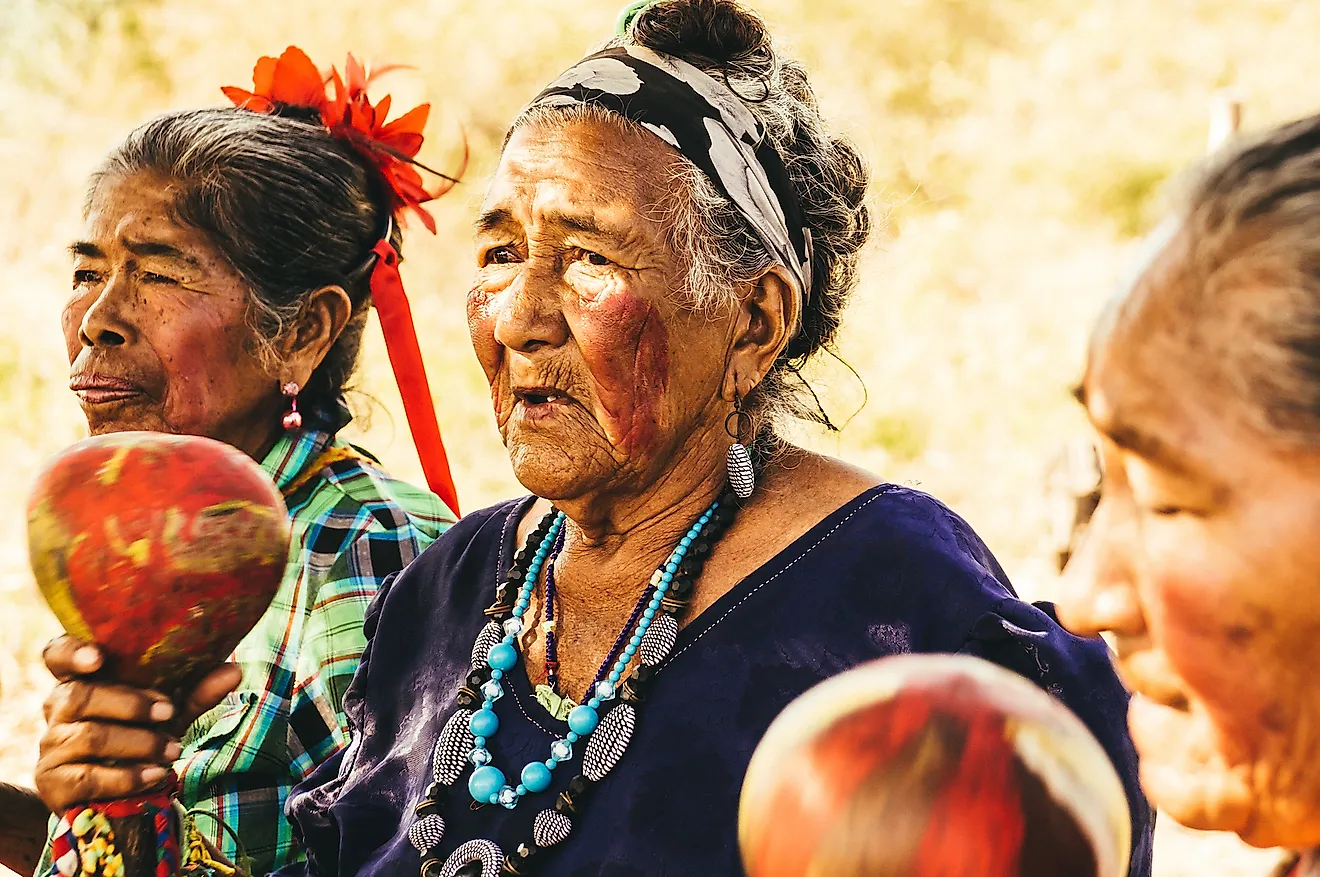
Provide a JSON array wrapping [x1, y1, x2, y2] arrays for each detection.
[[369, 240, 460, 515]]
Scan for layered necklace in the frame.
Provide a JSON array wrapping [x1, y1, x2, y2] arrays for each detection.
[[409, 487, 742, 877]]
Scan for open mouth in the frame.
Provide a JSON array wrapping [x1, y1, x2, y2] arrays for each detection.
[[514, 387, 571, 407]]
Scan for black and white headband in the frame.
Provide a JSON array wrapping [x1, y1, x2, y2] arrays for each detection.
[[524, 45, 814, 302]]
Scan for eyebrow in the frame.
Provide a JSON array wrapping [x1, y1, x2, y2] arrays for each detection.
[[476, 208, 515, 235], [1102, 421, 1201, 479], [475, 207, 614, 239], [68, 239, 201, 267]]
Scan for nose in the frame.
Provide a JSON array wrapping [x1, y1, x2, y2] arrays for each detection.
[[491, 258, 569, 355], [73, 275, 137, 349], [1055, 495, 1147, 638]]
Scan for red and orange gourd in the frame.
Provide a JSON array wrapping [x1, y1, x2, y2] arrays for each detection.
[[26, 432, 290, 695]]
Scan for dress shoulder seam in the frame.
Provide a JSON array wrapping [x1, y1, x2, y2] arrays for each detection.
[[664, 489, 892, 667]]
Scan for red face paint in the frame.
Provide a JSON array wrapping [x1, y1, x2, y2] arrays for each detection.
[[571, 288, 670, 455]]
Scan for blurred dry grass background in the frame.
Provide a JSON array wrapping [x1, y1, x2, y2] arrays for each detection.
[[0, 0, 1310, 874]]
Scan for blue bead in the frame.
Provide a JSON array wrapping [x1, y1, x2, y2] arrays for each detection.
[[522, 766, 549, 792], [609, 670, 622, 683], [623, 645, 637, 658], [491, 669, 503, 680], [566, 732, 579, 743], [468, 765, 505, 802], [474, 736, 486, 748], [517, 766, 549, 792], [644, 607, 656, 619], [656, 582, 669, 594], [488, 642, 517, 671], [490, 794, 500, 805], [639, 619, 652, 632], [629, 634, 643, 646], [470, 708, 500, 738], [516, 784, 528, 796], [661, 572, 674, 584], [588, 698, 601, 710], [680, 536, 692, 546], [546, 759, 558, 769], [664, 563, 678, 574], [567, 705, 599, 735], [482, 700, 494, 710]]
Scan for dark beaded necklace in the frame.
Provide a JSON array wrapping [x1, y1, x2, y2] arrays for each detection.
[[411, 487, 744, 877], [545, 545, 662, 704], [542, 530, 564, 693]]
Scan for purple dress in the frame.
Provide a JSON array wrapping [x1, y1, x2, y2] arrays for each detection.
[[281, 486, 1154, 876]]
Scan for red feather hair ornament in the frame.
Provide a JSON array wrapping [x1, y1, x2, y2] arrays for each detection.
[[222, 46, 464, 514]]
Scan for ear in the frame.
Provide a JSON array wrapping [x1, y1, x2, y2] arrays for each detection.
[[279, 285, 354, 386], [721, 266, 800, 400]]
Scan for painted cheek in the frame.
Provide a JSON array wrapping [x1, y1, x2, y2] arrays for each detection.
[[467, 285, 506, 410], [573, 286, 669, 455], [155, 315, 251, 433], [1147, 561, 1279, 738]]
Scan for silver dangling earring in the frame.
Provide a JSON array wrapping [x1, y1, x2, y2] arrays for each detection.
[[725, 394, 755, 499], [281, 381, 303, 430]]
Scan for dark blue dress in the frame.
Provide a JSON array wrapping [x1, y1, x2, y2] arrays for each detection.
[[282, 486, 1154, 877]]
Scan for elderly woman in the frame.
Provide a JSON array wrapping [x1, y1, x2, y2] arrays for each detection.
[[32, 3, 1151, 876], [0, 49, 455, 877], [1057, 113, 1320, 876]]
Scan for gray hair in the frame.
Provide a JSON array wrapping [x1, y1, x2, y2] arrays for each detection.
[[1153, 113, 1320, 444], [90, 107, 401, 430], [513, 0, 871, 436]]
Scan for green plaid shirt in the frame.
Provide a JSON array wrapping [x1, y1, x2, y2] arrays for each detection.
[[84, 429, 448, 876]]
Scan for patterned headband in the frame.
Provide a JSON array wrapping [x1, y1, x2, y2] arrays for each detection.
[[525, 45, 814, 302]]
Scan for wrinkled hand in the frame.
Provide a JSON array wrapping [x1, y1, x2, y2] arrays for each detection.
[[35, 635, 241, 813]]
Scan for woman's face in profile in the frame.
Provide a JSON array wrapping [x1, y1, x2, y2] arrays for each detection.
[[63, 171, 282, 457], [1057, 249, 1320, 850]]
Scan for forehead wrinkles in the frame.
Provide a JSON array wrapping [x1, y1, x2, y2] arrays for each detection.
[[484, 120, 678, 234], [1099, 223, 1313, 444], [86, 175, 196, 247]]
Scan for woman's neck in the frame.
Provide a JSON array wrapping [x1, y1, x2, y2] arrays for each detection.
[[514, 435, 729, 696]]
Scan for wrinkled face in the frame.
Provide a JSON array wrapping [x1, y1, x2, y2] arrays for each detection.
[[1058, 249, 1320, 848], [64, 172, 283, 458], [469, 118, 734, 500]]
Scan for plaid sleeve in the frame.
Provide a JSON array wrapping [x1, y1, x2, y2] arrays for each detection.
[[286, 522, 426, 776]]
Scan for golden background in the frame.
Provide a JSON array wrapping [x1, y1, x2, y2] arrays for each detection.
[[0, 0, 1309, 873]]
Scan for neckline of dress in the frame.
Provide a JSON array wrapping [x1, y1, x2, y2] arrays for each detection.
[[495, 484, 896, 734]]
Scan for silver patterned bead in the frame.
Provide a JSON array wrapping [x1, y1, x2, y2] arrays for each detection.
[[437, 839, 503, 877], [470, 620, 504, 669], [583, 702, 636, 782], [532, 809, 572, 848], [503, 617, 524, 637], [408, 814, 446, 853], [726, 442, 755, 498], [431, 709, 476, 785], [550, 739, 573, 762], [468, 747, 492, 768], [638, 614, 678, 666], [497, 786, 518, 809], [594, 681, 616, 701]]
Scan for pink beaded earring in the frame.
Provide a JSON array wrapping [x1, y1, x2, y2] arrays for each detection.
[[281, 382, 303, 430]]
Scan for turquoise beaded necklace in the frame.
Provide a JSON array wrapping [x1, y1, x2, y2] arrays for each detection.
[[464, 500, 721, 809]]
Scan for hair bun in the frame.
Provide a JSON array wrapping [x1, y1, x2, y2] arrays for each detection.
[[631, 0, 771, 66]]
